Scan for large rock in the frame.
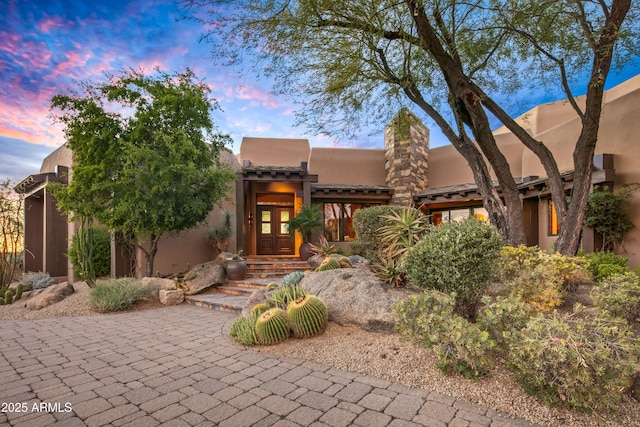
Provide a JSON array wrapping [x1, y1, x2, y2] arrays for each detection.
[[159, 289, 185, 305], [25, 282, 75, 310], [141, 277, 175, 291], [300, 268, 419, 332], [183, 262, 226, 295], [242, 286, 276, 316]]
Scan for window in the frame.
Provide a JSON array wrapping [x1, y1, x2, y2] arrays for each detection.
[[548, 200, 560, 236], [431, 207, 487, 225], [324, 203, 379, 242]]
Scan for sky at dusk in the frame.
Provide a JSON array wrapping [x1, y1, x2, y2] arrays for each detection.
[[1, 0, 639, 185]]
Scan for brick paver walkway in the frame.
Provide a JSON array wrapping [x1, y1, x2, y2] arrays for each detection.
[[0, 305, 538, 426]]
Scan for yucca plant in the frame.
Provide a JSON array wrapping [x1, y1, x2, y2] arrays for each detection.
[[378, 206, 430, 259]]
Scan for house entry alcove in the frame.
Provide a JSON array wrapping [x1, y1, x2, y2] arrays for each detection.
[[256, 194, 295, 255]]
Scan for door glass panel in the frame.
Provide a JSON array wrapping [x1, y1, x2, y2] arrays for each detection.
[[262, 211, 271, 222], [280, 223, 289, 235], [280, 211, 289, 222], [262, 223, 271, 234]]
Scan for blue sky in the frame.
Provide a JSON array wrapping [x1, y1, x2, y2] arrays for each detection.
[[1, 0, 639, 185]]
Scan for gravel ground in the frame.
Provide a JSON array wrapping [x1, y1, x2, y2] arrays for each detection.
[[1, 283, 638, 427]]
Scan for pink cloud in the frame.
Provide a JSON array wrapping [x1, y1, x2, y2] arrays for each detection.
[[236, 85, 279, 109], [36, 16, 67, 34]]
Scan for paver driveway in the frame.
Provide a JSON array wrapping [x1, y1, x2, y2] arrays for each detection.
[[0, 305, 537, 426]]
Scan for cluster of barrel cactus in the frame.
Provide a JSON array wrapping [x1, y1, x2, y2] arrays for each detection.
[[229, 287, 328, 346], [0, 284, 24, 305], [315, 255, 352, 272]]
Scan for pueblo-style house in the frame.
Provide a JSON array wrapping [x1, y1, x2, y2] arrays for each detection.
[[16, 75, 640, 281]]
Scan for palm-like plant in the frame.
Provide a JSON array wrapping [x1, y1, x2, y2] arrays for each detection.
[[286, 205, 323, 243]]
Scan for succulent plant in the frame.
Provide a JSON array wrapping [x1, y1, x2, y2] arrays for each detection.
[[251, 302, 270, 315], [255, 308, 290, 345], [267, 282, 280, 288], [315, 257, 341, 272], [282, 271, 305, 287], [14, 283, 23, 301], [268, 285, 307, 309], [229, 312, 259, 346], [3, 289, 14, 304], [337, 256, 352, 268], [287, 295, 328, 338]]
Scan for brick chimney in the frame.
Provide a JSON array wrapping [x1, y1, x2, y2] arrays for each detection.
[[384, 109, 429, 206]]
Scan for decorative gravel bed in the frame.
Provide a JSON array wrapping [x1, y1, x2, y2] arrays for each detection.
[[1, 283, 638, 427]]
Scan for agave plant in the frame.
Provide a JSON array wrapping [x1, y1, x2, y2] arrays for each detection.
[[372, 251, 406, 287], [309, 235, 337, 257], [377, 206, 430, 259]]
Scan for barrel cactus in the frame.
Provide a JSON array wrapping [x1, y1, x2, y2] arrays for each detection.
[[338, 256, 352, 268], [315, 257, 341, 272], [251, 302, 270, 315], [287, 295, 329, 338], [255, 308, 290, 345]]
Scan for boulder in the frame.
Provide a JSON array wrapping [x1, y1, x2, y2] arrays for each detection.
[[183, 262, 226, 295], [242, 286, 276, 316], [299, 268, 419, 332], [141, 277, 175, 291], [159, 289, 185, 305], [25, 282, 75, 310], [348, 255, 370, 269], [307, 254, 324, 269]]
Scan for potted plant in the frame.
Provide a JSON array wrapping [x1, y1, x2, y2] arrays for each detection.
[[286, 204, 324, 261], [207, 210, 233, 254], [226, 249, 247, 280]]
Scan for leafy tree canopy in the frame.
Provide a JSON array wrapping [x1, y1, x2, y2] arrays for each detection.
[[51, 68, 236, 276], [181, 0, 639, 255]]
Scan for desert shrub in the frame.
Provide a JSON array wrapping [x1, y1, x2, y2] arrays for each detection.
[[504, 264, 566, 312], [403, 218, 504, 320], [580, 251, 629, 282], [20, 271, 54, 291], [591, 272, 640, 324], [477, 294, 535, 353], [89, 278, 153, 312], [351, 205, 404, 262], [68, 227, 112, 279], [394, 291, 495, 379], [500, 246, 587, 310], [507, 307, 640, 412]]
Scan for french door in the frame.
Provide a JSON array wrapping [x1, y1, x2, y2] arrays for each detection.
[[257, 206, 295, 255]]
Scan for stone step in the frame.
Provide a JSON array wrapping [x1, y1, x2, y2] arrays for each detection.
[[185, 293, 248, 314]]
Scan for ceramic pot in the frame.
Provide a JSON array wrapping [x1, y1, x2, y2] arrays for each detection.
[[226, 259, 247, 280]]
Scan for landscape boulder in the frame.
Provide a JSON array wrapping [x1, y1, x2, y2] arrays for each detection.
[[242, 286, 276, 316], [299, 268, 419, 332], [159, 289, 185, 305], [25, 282, 75, 310], [183, 262, 226, 295], [141, 277, 175, 291]]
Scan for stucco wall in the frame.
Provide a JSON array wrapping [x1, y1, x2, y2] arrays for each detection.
[[239, 137, 310, 167], [308, 147, 386, 185], [40, 144, 72, 173], [528, 79, 640, 266]]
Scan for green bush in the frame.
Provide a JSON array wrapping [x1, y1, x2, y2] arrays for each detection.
[[20, 271, 54, 291], [402, 218, 504, 320], [477, 294, 534, 353], [89, 278, 152, 312], [580, 251, 629, 282], [68, 227, 111, 279], [351, 205, 404, 262], [507, 308, 640, 412], [394, 291, 495, 379], [591, 272, 640, 324]]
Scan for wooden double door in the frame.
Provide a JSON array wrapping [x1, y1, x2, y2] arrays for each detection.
[[257, 206, 295, 255]]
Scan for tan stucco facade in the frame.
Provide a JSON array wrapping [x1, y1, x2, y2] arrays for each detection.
[[20, 74, 640, 278]]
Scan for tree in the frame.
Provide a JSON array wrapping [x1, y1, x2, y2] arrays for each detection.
[[0, 179, 23, 287], [180, 0, 638, 254], [51, 68, 236, 277]]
